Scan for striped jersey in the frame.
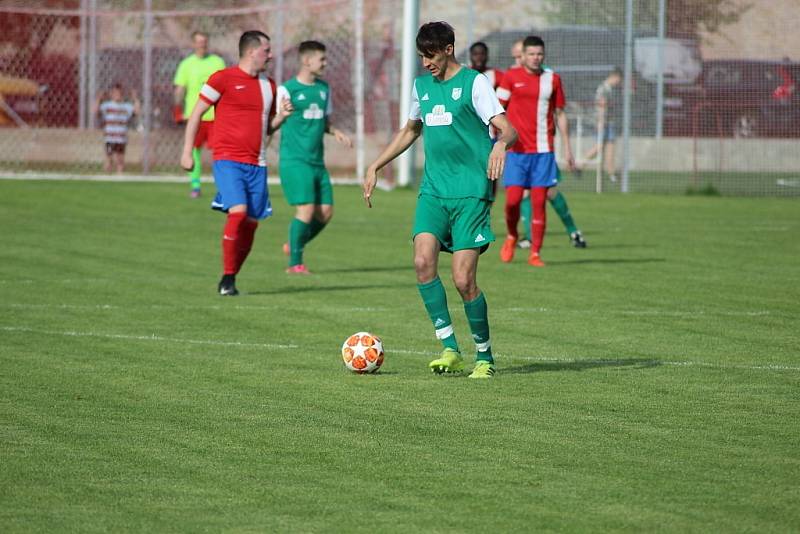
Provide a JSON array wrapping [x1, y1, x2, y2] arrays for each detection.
[[496, 66, 565, 154], [99, 100, 135, 144], [199, 66, 276, 167]]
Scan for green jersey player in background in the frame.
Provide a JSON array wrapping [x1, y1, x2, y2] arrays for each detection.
[[363, 22, 517, 379], [277, 40, 352, 274]]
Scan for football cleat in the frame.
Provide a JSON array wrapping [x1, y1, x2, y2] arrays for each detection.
[[528, 252, 545, 267], [517, 238, 532, 249], [285, 264, 311, 275], [570, 231, 587, 248], [190, 188, 201, 199], [218, 274, 239, 296], [468, 361, 496, 379], [500, 236, 517, 263], [429, 348, 464, 374]]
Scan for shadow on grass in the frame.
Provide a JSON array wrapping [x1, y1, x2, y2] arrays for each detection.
[[247, 283, 406, 296], [503, 357, 661, 374], [548, 258, 665, 266]]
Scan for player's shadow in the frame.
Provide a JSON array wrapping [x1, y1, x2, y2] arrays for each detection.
[[503, 357, 661, 374], [248, 283, 406, 296], [546, 257, 665, 266]]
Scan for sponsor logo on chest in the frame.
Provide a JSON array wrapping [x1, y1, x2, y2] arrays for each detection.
[[303, 103, 325, 120], [424, 104, 452, 127]]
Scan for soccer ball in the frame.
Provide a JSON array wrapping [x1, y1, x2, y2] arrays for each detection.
[[341, 332, 385, 373]]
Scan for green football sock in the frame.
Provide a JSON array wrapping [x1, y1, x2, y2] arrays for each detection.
[[306, 218, 327, 244], [464, 292, 493, 364], [520, 195, 532, 240], [288, 218, 311, 266], [417, 277, 459, 352], [190, 147, 202, 190], [549, 191, 578, 235]]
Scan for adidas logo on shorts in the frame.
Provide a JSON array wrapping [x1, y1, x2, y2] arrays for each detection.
[[474, 234, 486, 243]]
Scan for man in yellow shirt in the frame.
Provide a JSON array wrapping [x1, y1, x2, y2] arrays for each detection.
[[173, 31, 225, 198]]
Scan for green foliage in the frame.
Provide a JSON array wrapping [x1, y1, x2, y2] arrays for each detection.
[[1, 180, 799, 532]]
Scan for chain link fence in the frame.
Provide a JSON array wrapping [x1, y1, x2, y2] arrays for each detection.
[[1, 0, 798, 195]]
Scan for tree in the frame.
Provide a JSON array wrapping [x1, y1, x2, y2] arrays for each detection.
[[543, 0, 750, 38]]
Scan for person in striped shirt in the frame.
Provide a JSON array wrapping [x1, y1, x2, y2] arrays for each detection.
[[496, 35, 577, 267], [94, 84, 139, 173]]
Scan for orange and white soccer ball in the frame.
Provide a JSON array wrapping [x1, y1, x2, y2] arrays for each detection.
[[341, 332, 385, 373]]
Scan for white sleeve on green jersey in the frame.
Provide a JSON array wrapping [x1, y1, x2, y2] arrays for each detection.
[[471, 72, 505, 125], [326, 89, 333, 116], [408, 81, 421, 121], [276, 85, 290, 108]]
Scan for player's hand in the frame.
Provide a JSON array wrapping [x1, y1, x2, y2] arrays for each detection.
[[564, 152, 576, 172], [180, 151, 194, 172], [278, 98, 294, 118], [173, 104, 184, 124], [363, 166, 378, 208], [487, 143, 506, 181], [332, 128, 353, 148]]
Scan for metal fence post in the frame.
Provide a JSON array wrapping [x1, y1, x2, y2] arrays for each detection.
[[353, 0, 365, 181], [621, 0, 633, 193], [142, 0, 153, 174]]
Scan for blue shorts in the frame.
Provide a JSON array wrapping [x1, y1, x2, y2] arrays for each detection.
[[597, 123, 616, 142], [210, 160, 272, 220], [503, 152, 558, 188]]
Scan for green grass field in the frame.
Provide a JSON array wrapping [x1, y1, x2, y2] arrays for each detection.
[[1, 179, 799, 532]]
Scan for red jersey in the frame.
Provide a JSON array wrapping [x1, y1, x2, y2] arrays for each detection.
[[482, 68, 504, 89], [496, 67, 565, 154], [199, 66, 276, 166]]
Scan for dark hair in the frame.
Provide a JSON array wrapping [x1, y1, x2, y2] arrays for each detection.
[[416, 21, 455, 57], [191, 31, 209, 40], [610, 66, 623, 77], [522, 35, 545, 49], [238, 30, 270, 58], [299, 40, 326, 56], [470, 41, 488, 53]]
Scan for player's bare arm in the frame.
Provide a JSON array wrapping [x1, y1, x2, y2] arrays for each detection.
[[555, 108, 575, 171], [487, 113, 517, 181], [180, 98, 211, 171], [363, 119, 423, 207], [269, 96, 294, 133]]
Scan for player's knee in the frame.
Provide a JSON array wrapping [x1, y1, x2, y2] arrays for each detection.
[[413, 253, 436, 280], [452, 273, 477, 298]]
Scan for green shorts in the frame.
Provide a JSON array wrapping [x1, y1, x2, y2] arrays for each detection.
[[413, 194, 495, 253], [279, 162, 333, 206]]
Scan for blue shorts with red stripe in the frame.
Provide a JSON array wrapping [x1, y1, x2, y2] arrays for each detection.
[[210, 160, 273, 220], [503, 152, 559, 188]]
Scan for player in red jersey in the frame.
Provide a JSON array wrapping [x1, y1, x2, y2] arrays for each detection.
[[496, 35, 576, 267], [180, 30, 293, 296]]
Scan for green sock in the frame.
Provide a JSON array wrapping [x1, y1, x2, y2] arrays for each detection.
[[190, 148, 202, 190], [520, 195, 532, 240], [464, 292, 493, 364], [417, 277, 459, 352], [306, 218, 327, 244], [549, 191, 578, 235], [288, 218, 311, 266]]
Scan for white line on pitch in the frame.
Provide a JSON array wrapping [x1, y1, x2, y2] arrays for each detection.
[[0, 326, 297, 350], [3, 326, 797, 373]]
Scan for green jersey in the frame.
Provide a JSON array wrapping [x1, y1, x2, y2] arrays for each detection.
[[277, 77, 332, 166], [173, 53, 226, 121], [410, 67, 504, 200]]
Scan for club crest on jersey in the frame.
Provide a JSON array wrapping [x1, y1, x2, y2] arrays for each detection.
[[303, 103, 325, 120], [451, 87, 462, 100], [425, 104, 452, 127]]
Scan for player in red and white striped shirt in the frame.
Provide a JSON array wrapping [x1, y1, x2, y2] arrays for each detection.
[[180, 30, 293, 296], [496, 35, 577, 267]]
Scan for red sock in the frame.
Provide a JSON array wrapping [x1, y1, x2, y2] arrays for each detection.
[[531, 187, 548, 254], [222, 211, 247, 275], [236, 217, 258, 273], [504, 185, 525, 238]]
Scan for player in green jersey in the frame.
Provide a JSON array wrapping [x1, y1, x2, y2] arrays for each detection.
[[173, 31, 226, 198], [277, 40, 352, 274], [364, 22, 517, 379]]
